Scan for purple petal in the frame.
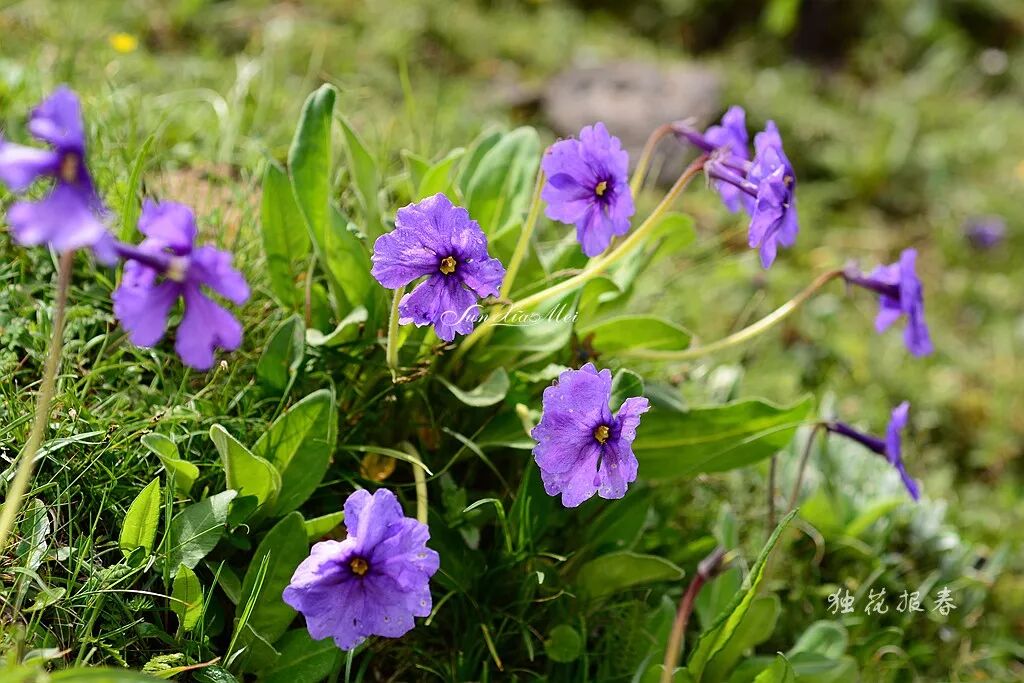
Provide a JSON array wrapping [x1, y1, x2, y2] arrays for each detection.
[[174, 284, 244, 370], [27, 86, 86, 151], [539, 441, 603, 508], [344, 489, 404, 552], [531, 364, 613, 475], [7, 182, 108, 252], [0, 138, 58, 192], [191, 246, 250, 305], [113, 277, 181, 347], [398, 274, 479, 342], [458, 255, 505, 299], [137, 200, 197, 253]]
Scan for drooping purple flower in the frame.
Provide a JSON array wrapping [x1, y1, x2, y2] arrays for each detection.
[[745, 122, 798, 268], [541, 123, 635, 257], [111, 200, 249, 370], [0, 87, 113, 260], [964, 216, 1006, 250], [843, 248, 933, 357], [531, 363, 650, 508], [702, 107, 754, 213], [827, 402, 920, 500], [371, 193, 505, 342], [283, 488, 440, 651]]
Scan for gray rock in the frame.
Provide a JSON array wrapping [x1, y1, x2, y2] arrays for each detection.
[[543, 61, 722, 185]]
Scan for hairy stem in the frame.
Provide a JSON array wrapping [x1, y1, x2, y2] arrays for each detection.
[[0, 252, 74, 556], [620, 269, 845, 361], [629, 123, 675, 198], [386, 285, 406, 380], [500, 169, 545, 299], [661, 546, 728, 683], [787, 423, 826, 512]]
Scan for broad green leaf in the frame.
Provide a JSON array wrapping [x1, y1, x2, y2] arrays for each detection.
[[263, 629, 341, 683], [167, 490, 237, 570], [289, 84, 335, 262], [171, 565, 203, 632], [324, 208, 378, 319], [438, 368, 509, 407], [238, 512, 308, 645], [17, 499, 49, 571], [610, 369, 644, 411], [544, 624, 583, 663], [192, 666, 241, 683], [402, 150, 432, 194], [252, 389, 337, 516], [579, 315, 691, 354], [305, 306, 367, 347], [843, 499, 904, 538], [119, 478, 161, 557], [457, 129, 502, 196], [417, 147, 465, 199], [119, 134, 155, 241], [141, 434, 198, 496], [753, 655, 796, 683], [50, 668, 164, 682], [694, 567, 742, 630], [337, 115, 383, 240], [633, 397, 813, 480], [303, 510, 345, 541], [702, 594, 780, 681], [463, 127, 540, 238], [687, 510, 796, 681], [576, 551, 684, 600], [256, 315, 305, 393], [260, 163, 310, 310], [788, 621, 848, 660], [210, 425, 280, 511]]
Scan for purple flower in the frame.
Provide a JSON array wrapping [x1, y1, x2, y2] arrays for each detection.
[[112, 200, 250, 370], [745, 122, 798, 269], [843, 248, 933, 357], [0, 87, 113, 259], [531, 363, 650, 508], [541, 123, 635, 257], [964, 216, 1006, 250], [827, 402, 920, 500], [283, 488, 440, 651], [371, 193, 505, 342], [703, 107, 755, 213]]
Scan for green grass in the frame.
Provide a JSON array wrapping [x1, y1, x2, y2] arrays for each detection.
[[1, 0, 1023, 679]]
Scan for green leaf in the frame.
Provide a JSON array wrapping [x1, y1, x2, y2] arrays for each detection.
[[843, 499, 904, 538], [171, 565, 203, 632], [17, 498, 50, 571], [788, 621, 848, 659], [702, 594, 780, 681], [256, 315, 305, 393], [416, 147, 465, 199], [303, 510, 345, 541], [438, 368, 510, 407], [576, 551, 684, 600], [119, 134, 156, 241], [305, 306, 367, 347], [289, 84, 336, 267], [687, 510, 796, 681], [323, 208, 378, 319], [210, 425, 280, 511], [753, 655, 796, 683], [237, 512, 308, 647], [50, 668, 165, 683], [263, 629, 341, 683], [633, 397, 813, 480], [253, 389, 337, 516], [610, 369, 644, 410], [544, 624, 583, 663], [167, 490, 237, 570], [260, 163, 311, 310], [579, 315, 691, 354], [457, 129, 502, 196], [119, 478, 161, 557], [462, 127, 540, 238], [141, 434, 198, 496], [337, 115, 383, 240]]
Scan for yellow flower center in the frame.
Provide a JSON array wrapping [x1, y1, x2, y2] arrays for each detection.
[[594, 180, 608, 197], [439, 255, 457, 275], [166, 256, 190, 283], [593, 424, 610, 444], [350, 557, 369, 576], [59, 153, 79, 184]]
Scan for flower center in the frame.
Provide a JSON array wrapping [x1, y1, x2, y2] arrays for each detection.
[[349, 557, 369, 576], [165, 256, 190, 282], [59, 153, 79, 184], [439, 255, 457, 275], [594, 180, 608, 197], [593, 424, 610, 444]]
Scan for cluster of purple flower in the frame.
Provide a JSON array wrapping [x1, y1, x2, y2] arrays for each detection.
[[0, 88, 248, 370]]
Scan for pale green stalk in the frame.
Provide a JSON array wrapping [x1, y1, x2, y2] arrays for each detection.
[[386, 285, 406, 380], [0, 252, 74, 557], [500, 169, 545, 299], [629, 122, 674, 198]]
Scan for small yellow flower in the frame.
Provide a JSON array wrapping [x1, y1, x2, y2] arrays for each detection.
[[109, 33, 138, 54]]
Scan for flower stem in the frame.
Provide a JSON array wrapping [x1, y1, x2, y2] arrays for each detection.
[[629, 123, 675, 198], [386, 286, 405, 380], [455, 155, 708, 361], [619, 268, 845, 361], [0, 252, 74, 556], [400, 442, 429, 525], [500, 169, 545, 300], [660, 546, 727, 683], [786, 423, 825, 513]]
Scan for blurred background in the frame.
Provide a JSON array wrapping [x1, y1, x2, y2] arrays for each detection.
[[1, 0, 1022, 678]]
